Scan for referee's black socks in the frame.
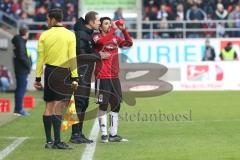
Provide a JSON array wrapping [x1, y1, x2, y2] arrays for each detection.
[[52, 115, 62, 143], [43, 115, 52, 143]]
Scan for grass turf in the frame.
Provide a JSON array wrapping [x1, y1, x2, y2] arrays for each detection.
[[0, 91, 239, 160]]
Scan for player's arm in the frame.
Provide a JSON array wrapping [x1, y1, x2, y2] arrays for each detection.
[[116, 25, 133, 48]]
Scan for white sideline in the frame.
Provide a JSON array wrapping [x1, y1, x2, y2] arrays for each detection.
[[0, 137, 28, 160], [81, 118, 99, 160]]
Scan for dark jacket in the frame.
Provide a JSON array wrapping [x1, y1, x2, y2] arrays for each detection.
[[202, 46, 216, 61], [74, 17, 101, 95], [12, 35, 31, 74]]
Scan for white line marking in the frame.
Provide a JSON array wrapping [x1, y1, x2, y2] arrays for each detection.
[[0, 137, 28, 160], [81, 118, 99, 160]]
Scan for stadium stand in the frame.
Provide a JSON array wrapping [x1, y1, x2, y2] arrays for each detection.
[[1, 0, 240, 39], [142, 0, 240, 38]]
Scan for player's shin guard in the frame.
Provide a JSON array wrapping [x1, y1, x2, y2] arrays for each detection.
[[98, 110, 107, 136], [110, 111, 118, 136]]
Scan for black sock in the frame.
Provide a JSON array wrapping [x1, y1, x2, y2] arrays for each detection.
[[78, 112, 85, 135], [52, 115, 62, 144], [43, 115, 52, 143], [79, 121, 83, 135], [72, 123, 80, 136]]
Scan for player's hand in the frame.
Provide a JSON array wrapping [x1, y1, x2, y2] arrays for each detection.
[[112, 22, 118, 30], [117, 24, 126, 30], [34, 81, 43, 90], [99, 51, 110, 59], [71, 81, 78, 91]]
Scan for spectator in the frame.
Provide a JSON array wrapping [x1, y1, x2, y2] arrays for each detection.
[[185, 0, 194, 11], [0, 65, 11, 92], [173, 15, 183, 38], [216, 22, 226, 37], [157, 4, 171, 38], [202, 39, 216, 61], [146, 6, 158, 21], [19, 12, 33, 24], [22, 0, 36, 19], [203, 14, 216, 37], [216, 0, 229, 9], [12, 26, 31, 116], [228, 6, 235, 37], [157, 4, 170, 20], [231, 5, 240, 37], [220, 42, 238, 60], [214, 3, 228, 20], [114, 7, 123, 20], [159, 17, 170, 38], [186, 3, 207, 38], [142, 16, 151, 39], [175, 3, 184, 20], [186, 3, 207, 21], [0, 0, 13, 15], [11, 0, 22, 19], [202, 0, 215, 15], [65, 3, 75, 21], [35, 5, 47, 22], [214, 3, 228, 37]]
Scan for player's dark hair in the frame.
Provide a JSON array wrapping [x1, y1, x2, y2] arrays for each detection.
[[48, 8, 63, 22], [85, 11, 98, 24], [100, 17, 111, 26]]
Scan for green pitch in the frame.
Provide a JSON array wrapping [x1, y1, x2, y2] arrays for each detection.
[[0, 91, 240, 160]]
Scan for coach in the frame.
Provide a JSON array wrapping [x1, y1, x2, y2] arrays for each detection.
[[70, 11, 110, 144]]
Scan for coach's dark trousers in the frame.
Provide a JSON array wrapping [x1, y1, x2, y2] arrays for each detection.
[[72, 78, 91, 135], [14, 74, 28, 112]]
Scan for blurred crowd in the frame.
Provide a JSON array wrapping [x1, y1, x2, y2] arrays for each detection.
[[0, 0, 78, 39], [143, 0, 240, 38], [0, 0, 78, 22], [2, 0, 240, 39]]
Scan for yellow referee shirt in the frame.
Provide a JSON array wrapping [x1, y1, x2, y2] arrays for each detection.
[[36, 26, 78, 78]]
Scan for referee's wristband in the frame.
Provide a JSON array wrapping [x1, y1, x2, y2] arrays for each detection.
[[35, 77, 41, 82], [71, 77, 79, 82]]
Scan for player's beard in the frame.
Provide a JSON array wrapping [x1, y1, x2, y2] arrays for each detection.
[[104, 27, 111, 33], [101, 26, 111, 34]]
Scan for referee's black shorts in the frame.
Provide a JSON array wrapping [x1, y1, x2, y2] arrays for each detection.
[[44, 64, 72, 102], [95, 78, 122, 106]]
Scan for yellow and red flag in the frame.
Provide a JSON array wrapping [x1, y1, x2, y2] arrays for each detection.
[[61, 94, 79, 132]]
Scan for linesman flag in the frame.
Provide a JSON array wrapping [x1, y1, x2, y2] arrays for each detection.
[[61, 94, 79, 131]]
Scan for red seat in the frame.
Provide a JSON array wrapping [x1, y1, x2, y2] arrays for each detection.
[[0, 98, 10, 112], [23, 96, 35, 108]]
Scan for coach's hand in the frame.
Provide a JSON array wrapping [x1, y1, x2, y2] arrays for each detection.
[[99, 51, 110, 59], [34, 81, 43, 90], [71, 81, 78, 91]]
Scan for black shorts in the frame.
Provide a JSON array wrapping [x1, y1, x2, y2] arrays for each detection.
[[95, 78, 122, 105], [44, 64, 72, 102]]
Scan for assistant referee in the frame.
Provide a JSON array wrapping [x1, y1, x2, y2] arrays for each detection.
[[34, 8, 78, 149]]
